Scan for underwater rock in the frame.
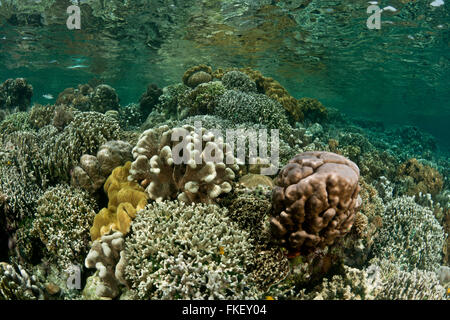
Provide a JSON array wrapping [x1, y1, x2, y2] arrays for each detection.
[[0, 78, 33, 112], [271, 151, 361, 257]]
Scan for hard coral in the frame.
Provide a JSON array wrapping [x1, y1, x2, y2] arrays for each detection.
[[120, 201, 260, 299], [139, 84, 162, 118], [129, 124, 239, 204], [397, 158, 443, 196], [271, 151, 361, 257], [182, 65, 213, 88], [90, 162, 148, 241], [71, 140, 133, 194]]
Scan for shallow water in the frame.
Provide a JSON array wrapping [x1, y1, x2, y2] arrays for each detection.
[[1, 0, 449, 149]]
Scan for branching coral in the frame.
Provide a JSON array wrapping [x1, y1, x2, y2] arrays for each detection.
[[372, 196, 445, 271], [129, 124, 239, 204], [221, 70, 257, 93], [90, 161, 148, 241], [0, 262, 44, 300], [85, 230, 125, 299], [397, 158, 444, 196], [271, 151, 361, 257], [31, 184, 98, 270], [71, 140, 133, 194], [120, 201, 261, 299], [178, 81, 226, 119]]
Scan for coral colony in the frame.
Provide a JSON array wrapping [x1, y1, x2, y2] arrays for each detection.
[[0, 65, 448, 300]]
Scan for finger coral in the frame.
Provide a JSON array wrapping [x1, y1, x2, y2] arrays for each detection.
[[129, 124, 239, 204], [84, 230, 125, 299], [90, 161, 148, 241], [271, 151, 362, 257]]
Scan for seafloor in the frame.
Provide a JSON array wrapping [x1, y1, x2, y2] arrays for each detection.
[[0, 0, 449, 301]]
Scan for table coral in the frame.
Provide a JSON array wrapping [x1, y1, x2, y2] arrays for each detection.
[[129, 124, 239, 204], [271, 151, 362, 257], [90, 162, 148, 241]]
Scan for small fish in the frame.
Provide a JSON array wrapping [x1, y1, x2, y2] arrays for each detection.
[[48, 60, 58, 64], [67, 65, 88, 69], [42, 94, 54, 100]]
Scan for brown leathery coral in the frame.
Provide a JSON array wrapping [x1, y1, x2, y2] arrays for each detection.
[[271, 151, 362, 257]]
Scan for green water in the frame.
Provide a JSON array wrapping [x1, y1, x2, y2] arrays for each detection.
[[0, 0, 449, 147]]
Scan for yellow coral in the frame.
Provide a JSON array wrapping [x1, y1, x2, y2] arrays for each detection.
[[90, 162, 148, 241]]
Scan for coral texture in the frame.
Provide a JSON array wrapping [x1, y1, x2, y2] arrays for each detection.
[[85, 230, 125, 299], [271, 151, 361, 257], [182, 64, 213, 88], [71, 140, 133, 194], [121, 201, 260, 299], [371, 196, 445, 271], [129, 124, 239, 204], [0, 262, 44, 300], [90, 162, 148, 241]]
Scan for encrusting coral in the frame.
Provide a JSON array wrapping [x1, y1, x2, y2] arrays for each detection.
[[271, 151, 362, 257], [90, 161, 148, 241], [129, 124, 239, 204], [71, 140, 133, 194], [119, 200, 261, 299]]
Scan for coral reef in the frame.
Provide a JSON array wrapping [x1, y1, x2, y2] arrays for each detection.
[[0, 78, 33, 112], [71, 140, 133, 194], [56, 84, 119, 113], [90, 162, 148, 241], [371, 196, 445, 271], [271, 151, 361, 257], [178, 81, 226, 119], [120, 201, 261, 299], [129, 124, 239, 204], [221, 71, 257, 93]]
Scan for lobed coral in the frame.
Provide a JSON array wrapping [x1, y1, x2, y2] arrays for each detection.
[[71, 140, 133, 194], [271, 151, 361, 257], [120, 201, 261, 299], [182, 64, 213, 88], [0, 262, 44, 300], [84, 231, 125, 299], [129, 124, 239, 204], [90, 161, 148, 241]]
